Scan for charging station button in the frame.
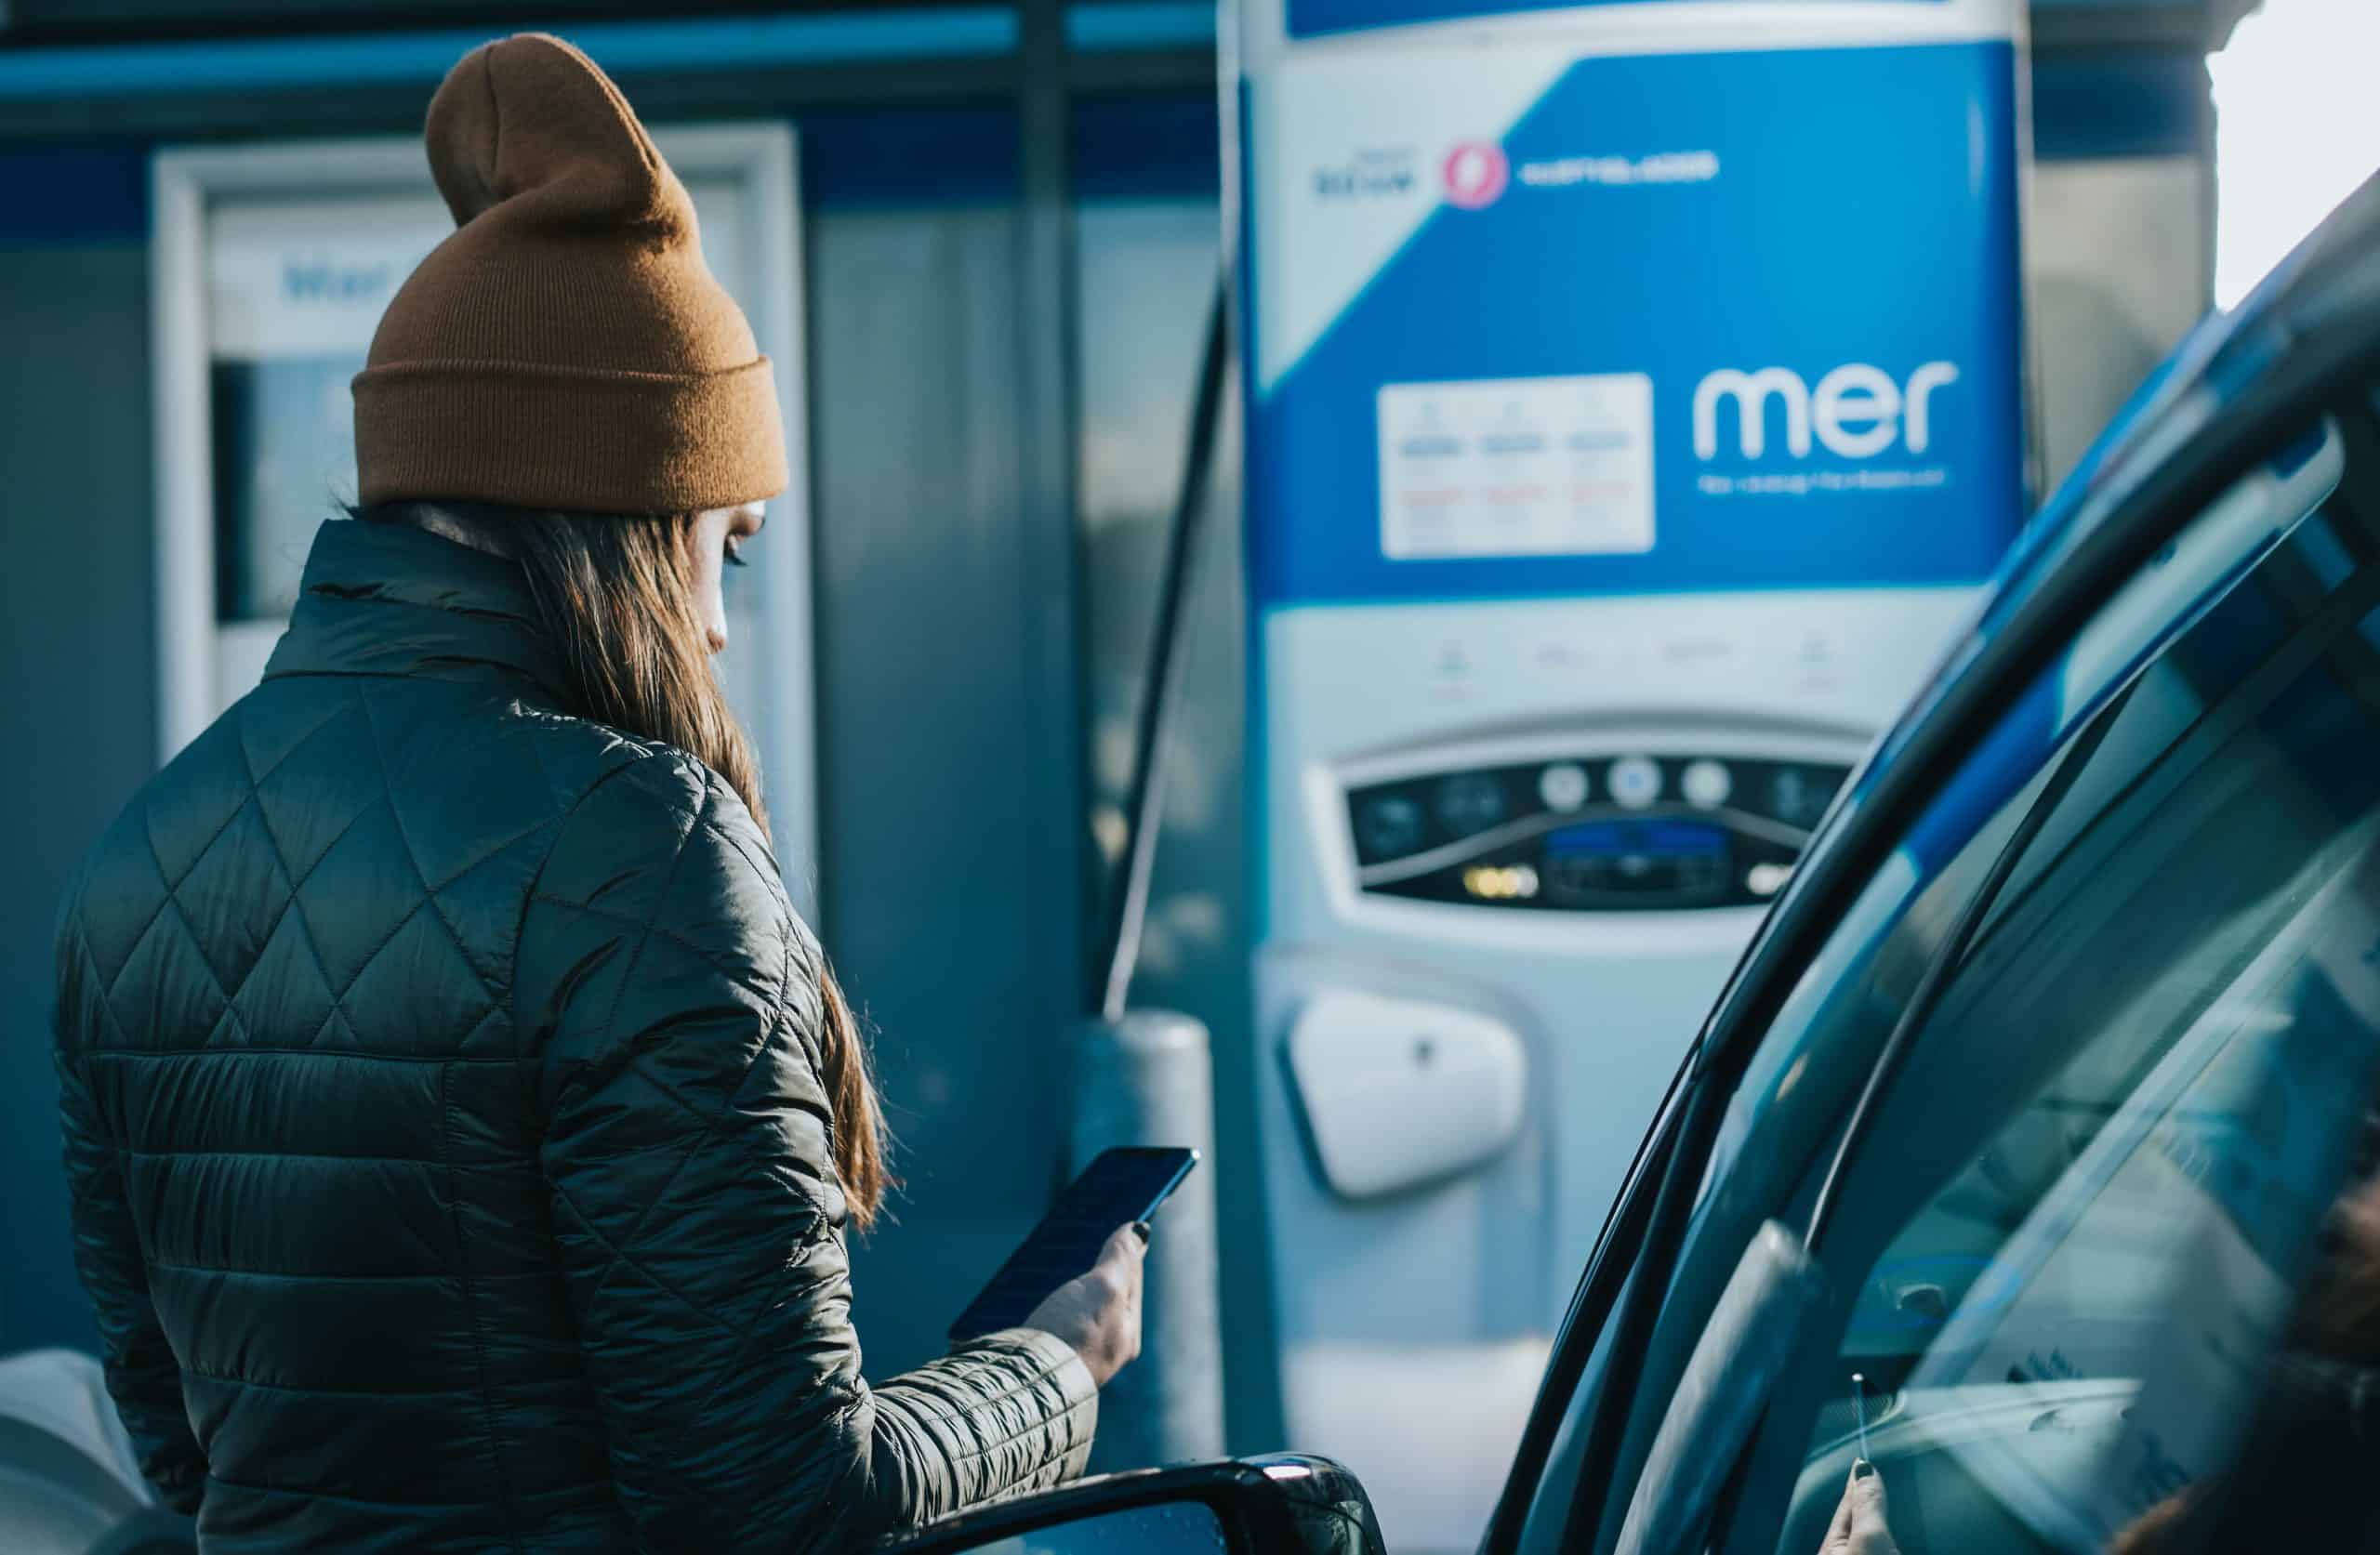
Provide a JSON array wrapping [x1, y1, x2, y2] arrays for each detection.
[[1538, 762, 1590, 812], [1436, 772, 1508, 836], [1606, 757, 1661, 810], [1355, 794, 1426, 861], [1681, 759, 1733, 810]]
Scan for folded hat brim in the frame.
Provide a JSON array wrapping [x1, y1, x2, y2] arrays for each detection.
[[354, 356, 787, 515]]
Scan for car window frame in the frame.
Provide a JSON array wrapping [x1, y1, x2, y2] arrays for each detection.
[[1678, 403, 2380, 1555], [1482, 232, 2380, 1555], [1705, 417, 2380, 1555]]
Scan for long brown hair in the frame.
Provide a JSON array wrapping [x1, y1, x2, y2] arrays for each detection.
[[359, 501, 891, 1232]]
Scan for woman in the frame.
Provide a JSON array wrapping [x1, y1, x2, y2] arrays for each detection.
[[53, 33, 1141, 1552]]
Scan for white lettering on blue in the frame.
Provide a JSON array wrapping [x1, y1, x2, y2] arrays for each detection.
[[1694, 362, 1962, 461]]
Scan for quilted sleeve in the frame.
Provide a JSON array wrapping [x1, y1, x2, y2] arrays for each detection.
[[517, 760, 1096, 1552], [54, 907, 207, 1514]]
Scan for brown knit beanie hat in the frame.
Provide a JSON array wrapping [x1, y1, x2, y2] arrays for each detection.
[[353, 33, 787, 514]]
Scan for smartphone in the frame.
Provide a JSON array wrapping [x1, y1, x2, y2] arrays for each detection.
[[947, 1146, 1199, 1344]]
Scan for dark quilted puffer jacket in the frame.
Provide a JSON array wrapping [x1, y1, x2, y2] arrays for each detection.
[[52, 519, 1096, 1552]]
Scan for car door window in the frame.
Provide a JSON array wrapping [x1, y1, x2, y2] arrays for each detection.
[[1546, 422, 2365, 1555], [1714, 413, 2380, 1555]]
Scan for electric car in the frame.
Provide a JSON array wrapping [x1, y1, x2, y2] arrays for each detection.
[[15, 173, 2380, 1555], [879, 176, 2380, 1555]]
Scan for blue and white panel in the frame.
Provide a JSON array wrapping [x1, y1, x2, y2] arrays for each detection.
[[1236, 7, 2029, 1546], [1241, 4, 2029, 610]]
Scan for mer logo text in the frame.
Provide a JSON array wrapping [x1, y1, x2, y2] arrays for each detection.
[[1693, 362, 1961, 461]]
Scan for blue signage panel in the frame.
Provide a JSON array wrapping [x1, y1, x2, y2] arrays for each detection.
[[1245, 41, 2026, 606]]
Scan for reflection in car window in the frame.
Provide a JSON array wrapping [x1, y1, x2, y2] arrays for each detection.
[[1573, 438, 2361, 1555], [1747, 420, 2380, 1555]]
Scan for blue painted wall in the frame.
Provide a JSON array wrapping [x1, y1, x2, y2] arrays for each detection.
[[0, 142, 152, 1353]]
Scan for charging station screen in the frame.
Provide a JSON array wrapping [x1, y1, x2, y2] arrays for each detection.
[[1546, 819, 1726, 859]]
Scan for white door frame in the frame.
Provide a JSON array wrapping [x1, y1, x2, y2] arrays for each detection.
[[150, 125, 822, 917]]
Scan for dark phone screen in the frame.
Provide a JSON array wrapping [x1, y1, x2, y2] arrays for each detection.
[[947, 1147, 1198, 1343]]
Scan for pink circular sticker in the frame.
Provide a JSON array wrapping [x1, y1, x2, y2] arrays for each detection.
[[1442, 141, 1510, 210]]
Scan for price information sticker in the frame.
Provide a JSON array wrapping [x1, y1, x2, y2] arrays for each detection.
[[1378, 372, 1655, 560]]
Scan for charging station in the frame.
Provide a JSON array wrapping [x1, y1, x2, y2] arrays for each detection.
[[1232, 2, 2029, 1545]]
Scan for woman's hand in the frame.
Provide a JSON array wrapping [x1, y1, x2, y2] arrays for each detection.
[[1024, 1223, 1148, 1388], [1819, 1462, 1901, 1555]]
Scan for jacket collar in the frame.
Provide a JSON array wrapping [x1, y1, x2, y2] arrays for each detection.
[[263, 519, 573, 707]]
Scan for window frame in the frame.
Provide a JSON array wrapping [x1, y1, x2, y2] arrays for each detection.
[[1485, 210, 2380, 1555], [1711, 513, 2380, 1551]]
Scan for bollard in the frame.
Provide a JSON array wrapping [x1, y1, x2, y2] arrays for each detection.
[[1067, 1008, 1225, 1473]]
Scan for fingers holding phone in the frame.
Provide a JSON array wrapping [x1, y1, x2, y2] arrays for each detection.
[[956, 1147, 1194, 1383], [950, 1146, 1195, 1357], [1024, 1221, 1148, 1388]]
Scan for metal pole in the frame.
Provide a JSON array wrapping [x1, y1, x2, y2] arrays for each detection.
[[1019, 0, 1225, 1472], [1015, 0, 1096, 1115], [1069, 1009, 1226, 1471], [1091, 282, 1230, 1022]]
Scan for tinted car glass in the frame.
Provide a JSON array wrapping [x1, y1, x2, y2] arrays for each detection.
[[1715, 416, 2380, 1555], [1562, 423, 2349, 1555]]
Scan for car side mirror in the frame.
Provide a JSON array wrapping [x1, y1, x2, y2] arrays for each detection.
[[880, 1455, 1385, 1555]]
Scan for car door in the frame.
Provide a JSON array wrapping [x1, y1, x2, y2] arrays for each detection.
[[1699, 406, 2380, 1555], [1483, 188, 2380, 1555]]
